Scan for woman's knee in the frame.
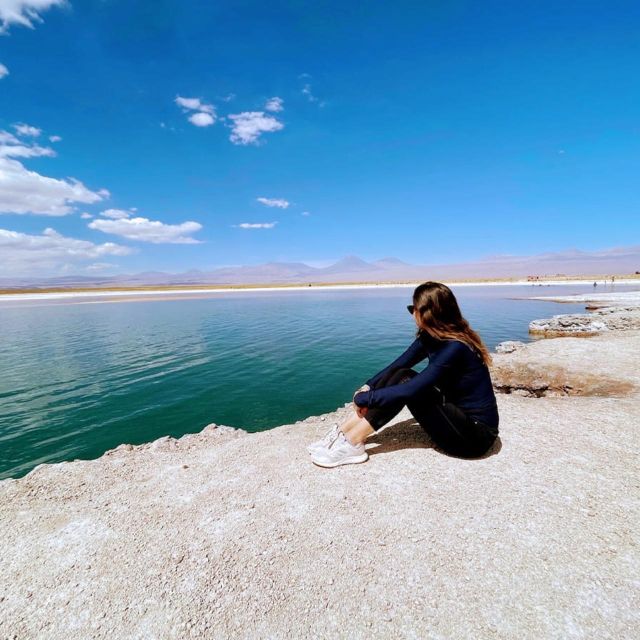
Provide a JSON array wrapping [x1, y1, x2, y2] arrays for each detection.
[[388, 368, 417, 385]]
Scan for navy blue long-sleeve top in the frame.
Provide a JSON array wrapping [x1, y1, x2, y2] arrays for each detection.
[[353, 332, 499, 430]]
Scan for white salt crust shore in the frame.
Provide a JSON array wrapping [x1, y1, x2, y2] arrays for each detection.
[[1, 294, 639, 638], [528, 290, 640, 305], [1, 277, 640, 302]]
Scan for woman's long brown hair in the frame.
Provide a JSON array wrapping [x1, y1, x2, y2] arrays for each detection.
[[412, 282, 492, 366]]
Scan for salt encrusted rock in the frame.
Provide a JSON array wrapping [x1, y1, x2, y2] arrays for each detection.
[[148, 436, 179, 450], [103, 425, 246, 458], [104, 443, 135, 456], [529, 314, 608, 336], [528, 302, 640, 337], [201, 423, 245, 437], [492, 314, 639, 397], [495, 340, 526, 354], [528, 310, 640, 336]]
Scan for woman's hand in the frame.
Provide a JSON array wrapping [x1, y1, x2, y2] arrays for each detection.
[[353, 384, 370, 402], [355, 404, 368, 419], [353, 384, 370, 418]]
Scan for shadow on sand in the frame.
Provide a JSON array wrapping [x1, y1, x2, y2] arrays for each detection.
[[365, 418, 502, 460]]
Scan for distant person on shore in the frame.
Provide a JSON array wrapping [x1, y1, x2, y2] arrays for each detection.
[[308, 282, 499, 468]]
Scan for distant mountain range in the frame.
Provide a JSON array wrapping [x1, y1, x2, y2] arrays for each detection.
[[1, 247, 639, 290]]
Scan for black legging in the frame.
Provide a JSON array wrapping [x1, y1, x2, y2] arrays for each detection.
[[364, 368, 497, 458]]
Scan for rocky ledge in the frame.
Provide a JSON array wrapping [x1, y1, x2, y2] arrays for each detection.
[[529, 306, 640, 337], [527, 290, 640, 337], [1, 296, 639, 639]]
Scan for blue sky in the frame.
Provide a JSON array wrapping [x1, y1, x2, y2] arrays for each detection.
[[1, 0, 639, 276]]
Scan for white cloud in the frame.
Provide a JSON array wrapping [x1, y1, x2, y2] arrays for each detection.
[[228, 111, 284, 145], [80, 212, 93, 219], [301, 211, 311, 216], [265, 97, 284, 112], [49, 135, 62, 142], [89, 216, 203, 244], [0, 139, 54, 159], [188, 111, 215, 127], [0, 226, 132, 275], [175, 95, 217, 127], [0, 129, 108, 215], [0, 63, 8, 79], [13, 123, 41, 137], [257, 196, 289, 209], [100, 208, 130, 220], [0, 0, 66, 34], [175, 96, 214, 114], [234, 222, 277, 229]]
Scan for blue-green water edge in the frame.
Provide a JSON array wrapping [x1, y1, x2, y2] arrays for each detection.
[[0, 284, 629, 480]]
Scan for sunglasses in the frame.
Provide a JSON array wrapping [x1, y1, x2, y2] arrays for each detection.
[[407, 304, 427, 315]]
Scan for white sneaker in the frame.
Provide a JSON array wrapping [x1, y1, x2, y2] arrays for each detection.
[[307, 423, 340, 454], [311, 431, 369, 468]]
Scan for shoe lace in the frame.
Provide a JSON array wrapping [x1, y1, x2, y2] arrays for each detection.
[[321, 424, 339, 445], [326, 430, 345, 450]]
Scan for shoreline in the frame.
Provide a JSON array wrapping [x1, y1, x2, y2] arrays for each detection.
[[525, 290, 640, 305], [2, 276, 640, 302]]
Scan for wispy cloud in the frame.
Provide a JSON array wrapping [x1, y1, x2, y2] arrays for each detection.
[[49, 135, 62, 143], [264, 97, 284, 112], [0, 63, 8, 79], [80, 212, 93, 219], [300, 77, 325, 106], [175, 96, 214, 114], [0, 131, 54, 159], [301, 211, 311, 216], [175, 95, 217, 127], [89, 213, 203, 244], [0, 129, 108, 215], [228, 111, 283, 145], [0, 226, 131, 275], [257, 197, 289, 209], [13, 123, 41, 137], [0, 0, 66, 34], [301, 83, 317, 103], [234, 222, 278, 229]]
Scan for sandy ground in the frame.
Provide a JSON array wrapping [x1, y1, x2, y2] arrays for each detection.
[[1, 303, 639, 638]]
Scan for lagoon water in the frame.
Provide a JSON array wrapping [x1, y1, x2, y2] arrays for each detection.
[[0, 283, 631, 479]]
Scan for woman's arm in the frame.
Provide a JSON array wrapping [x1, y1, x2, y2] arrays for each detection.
[[365, 337, 429, 388], [355, 341, 463, 408]]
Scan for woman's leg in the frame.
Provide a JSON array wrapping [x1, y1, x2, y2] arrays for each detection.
[[343, 368, 418, 445], [339, 411, 365, 435], [409, 389, 496, 458], [342, 416, 375, 445]]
